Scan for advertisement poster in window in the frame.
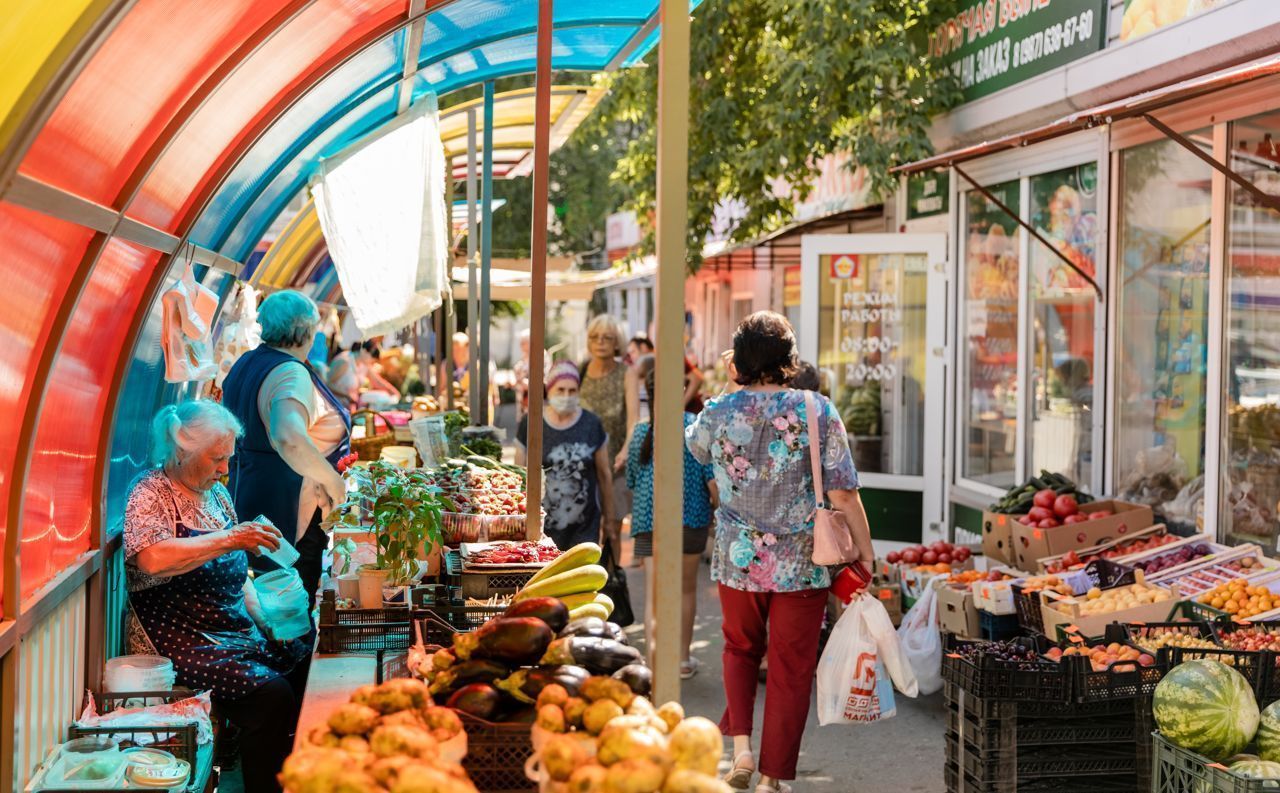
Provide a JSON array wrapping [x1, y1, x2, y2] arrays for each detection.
[[1120, 0, 1241, 42]]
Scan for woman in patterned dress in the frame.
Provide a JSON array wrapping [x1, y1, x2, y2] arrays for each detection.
[[124, 400, 310, 792], [686, 312, 874, 793]]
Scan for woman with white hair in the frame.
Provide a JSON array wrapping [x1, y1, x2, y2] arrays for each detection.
[[222, 290, 351, 608], [578, 314, 632, 564], [124, 400, 308, 793]]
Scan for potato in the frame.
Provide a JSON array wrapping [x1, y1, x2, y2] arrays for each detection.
[[656, 702, 685, 734], [369, 723, 440, 759], [663, 768, 734, 793], [538, 704, 568, 733], [669, 717, 723, 776], [543, 734, 591, 782], [584, 699, 625, 735], [564, 697, 590, 729], [583, 676, 636, 709], [596, 724, 670, 768], [567, 764, 609, 793], [538, 684, 572, 710], [627, 696, 656, 717], [328, 702, 381, 736], [603, 758, 665, 793]]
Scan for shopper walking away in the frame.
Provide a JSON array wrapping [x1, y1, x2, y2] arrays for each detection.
[[222, 290, 351, 611], [578, 314, 632, 564], [627, 366, 714, 678], [516, 361, 614, 550], [686, 311, 874, 793]]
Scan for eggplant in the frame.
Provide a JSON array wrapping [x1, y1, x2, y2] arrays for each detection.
[[540, 636, 643, 674], [559, 616, 628, 645], [613, 664, 653, 697], [505, 705, 538, 725], [452, 616, 554, 666], [446, 683, 502, 721], [429, 658, 510, 697], [494, 665, 591, 703], [503, 596, 570, 633]]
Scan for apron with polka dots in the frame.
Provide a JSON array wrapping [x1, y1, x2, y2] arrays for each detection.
[[130, 488, 308, 699]]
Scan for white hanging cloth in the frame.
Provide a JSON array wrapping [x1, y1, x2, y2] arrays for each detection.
[[212, 282, 262, 387], [160, 256, 219, 383], [311, 94, 450, 337]]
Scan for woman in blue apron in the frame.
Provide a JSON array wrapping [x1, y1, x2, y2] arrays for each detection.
[[222, 290, 351, 610], [125, 400, 309, 793]]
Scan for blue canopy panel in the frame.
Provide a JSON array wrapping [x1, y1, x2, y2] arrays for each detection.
[[193, 1, 688, 263]]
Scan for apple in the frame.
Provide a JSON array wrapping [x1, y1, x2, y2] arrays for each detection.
[[1033, 488, 1058, 509], [886, 551, 901, 564], [1053, 494, 1079, 518], [922, 550, 938, 565], [902, 549, 921, 564]]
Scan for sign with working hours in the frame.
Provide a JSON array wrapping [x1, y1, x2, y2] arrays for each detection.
[[907, 171, 950, 220], [928, 0, 1107, 103], [830, 255, 860, 279]]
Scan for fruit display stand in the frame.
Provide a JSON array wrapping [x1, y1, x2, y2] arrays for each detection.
[[1037, 523, 1173, 573], [1039, 574, 1178, 641], [1011, 559, 1137, 635], [1148, 545, 1280, 600]]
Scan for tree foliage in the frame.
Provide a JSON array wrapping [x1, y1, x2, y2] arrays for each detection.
[[606, 0, 961, 265]]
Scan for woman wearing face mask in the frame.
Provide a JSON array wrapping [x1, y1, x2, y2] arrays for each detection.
[[515, 361, 614, 551]]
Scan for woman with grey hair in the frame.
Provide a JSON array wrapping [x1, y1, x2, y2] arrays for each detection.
[[222, 289, 351, 609], [124, 400, 308, 792]]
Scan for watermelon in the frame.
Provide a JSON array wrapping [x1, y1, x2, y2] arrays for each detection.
[[1260, 701, 1280, 762], [1229, 758, 1280, 787], [1153, 660, 1260, 761]]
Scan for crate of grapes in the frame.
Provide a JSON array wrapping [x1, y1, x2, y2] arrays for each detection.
[[941, 634, 1073, 703]]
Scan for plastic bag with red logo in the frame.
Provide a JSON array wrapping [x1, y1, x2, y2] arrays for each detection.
[[816, 591, 918, 726]]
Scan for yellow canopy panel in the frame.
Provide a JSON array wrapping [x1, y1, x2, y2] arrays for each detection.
[[440, 84, 606, 173]]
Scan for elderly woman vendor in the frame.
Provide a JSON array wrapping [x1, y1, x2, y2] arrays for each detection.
[[223, 289, 351, 605], [124, 400, 310, 792]]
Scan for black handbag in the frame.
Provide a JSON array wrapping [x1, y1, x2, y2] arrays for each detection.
[[598, 538, 635, 628]]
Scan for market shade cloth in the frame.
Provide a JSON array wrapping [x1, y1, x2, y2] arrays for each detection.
[[441, 85, 606, 179], [312, 95, 449, 336], [894, 53, 1280, 174], [450, 256, 656, 301]]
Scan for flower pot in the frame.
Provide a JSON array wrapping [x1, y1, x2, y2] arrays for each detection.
[[337, 573, 360, 601], [358, 568, 391, 609]]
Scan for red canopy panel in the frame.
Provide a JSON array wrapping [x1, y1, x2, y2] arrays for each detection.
[[19, 0, 294, 207], [0, 203, 97, 615], [126, 0, 406, 232]]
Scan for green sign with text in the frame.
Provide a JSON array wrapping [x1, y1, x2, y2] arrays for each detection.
[[928, 0, 1107, 103], [907, 171, 950, 220]]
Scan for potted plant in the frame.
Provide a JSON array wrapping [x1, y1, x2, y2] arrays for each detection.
[[332, 462, 446, 608]]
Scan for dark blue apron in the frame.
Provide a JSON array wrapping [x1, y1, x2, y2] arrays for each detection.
[[223, 345, 352, 548]]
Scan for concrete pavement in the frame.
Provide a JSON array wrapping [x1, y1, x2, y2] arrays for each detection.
[[619, 550, 948, 793]]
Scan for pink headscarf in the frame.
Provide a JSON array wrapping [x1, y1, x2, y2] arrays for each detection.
[[545, 361, 581, 392]]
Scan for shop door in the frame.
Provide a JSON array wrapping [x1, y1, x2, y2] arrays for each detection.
[[800, 234, 948, 541]]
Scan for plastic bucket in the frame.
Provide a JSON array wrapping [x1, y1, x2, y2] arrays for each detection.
[[252, 570, 311, 640], [104, 655, 174, 693], [252, 515, 299, 569]]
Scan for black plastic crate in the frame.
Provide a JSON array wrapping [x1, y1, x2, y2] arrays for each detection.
[[1152, 731, 1278, 792], [1121, 620, 1218, 653], [943, 680, 1134, 721], [317, 589, 413, 654], [947, 737, 1140, 782], [458, 712, 535, 793], [412, 602, 508, 647], [1166, 644, 1272, 704], [979, 611, 1021, 641], [1168, 599, 1228, 623], [947, 707, 1138, 756], [1212, 621, 1280, 705], [1066, 639, 1167, 704], [1011, 581, 1047, 636], [942, 634, 1073, 703], [68, 689, 200, 773]]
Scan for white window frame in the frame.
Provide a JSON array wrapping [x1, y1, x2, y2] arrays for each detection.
[[799, 232, 947, 496], [949, 129, 1110, 506]]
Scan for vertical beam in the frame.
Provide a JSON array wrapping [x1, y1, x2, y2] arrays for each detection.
[[652, 0, 691, 705], [525, 0, 553, 542], [1204, 122, 1229, 541], [479, 81, 495, 427], [467, 108, 480, 422]]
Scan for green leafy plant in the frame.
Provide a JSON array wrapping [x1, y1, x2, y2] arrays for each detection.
[[329, 461, 449, 585]]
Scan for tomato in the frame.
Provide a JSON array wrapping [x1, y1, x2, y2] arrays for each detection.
[[886, 551, 902, 564], [921, 550, 938, 564], [930, 540, 951, 554], [1063, 513, 1089, 525], [1088, 510, 1113, 520], [1027, 506, 1053, 523], [1033, 488, 1058, 509], [1037, 518, 1061, 529], [937, 552, 952, 564], [902, 549, 921, 564], [1052, 494, 1079, 518], [954, 547, 972, 562]]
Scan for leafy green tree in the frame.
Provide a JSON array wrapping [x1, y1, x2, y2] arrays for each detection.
[[606, 0, 961, 265]]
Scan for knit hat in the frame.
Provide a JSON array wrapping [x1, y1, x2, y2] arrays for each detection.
[[546, 361, 581, 391]]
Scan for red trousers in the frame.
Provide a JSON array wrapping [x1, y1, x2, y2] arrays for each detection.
[[718, 584, 827, 780]]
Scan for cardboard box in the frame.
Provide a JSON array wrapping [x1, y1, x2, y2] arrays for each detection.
[[1012, 500, 1156, 572], [982, 511, 1017, 565], [938, 582, 981, 638], [900, 556, 975, 601], [1039, 583, 1178, 641], [873, 582, 904, 626]]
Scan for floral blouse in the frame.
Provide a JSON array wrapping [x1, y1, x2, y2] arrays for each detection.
[[685, 389, 858, 592]]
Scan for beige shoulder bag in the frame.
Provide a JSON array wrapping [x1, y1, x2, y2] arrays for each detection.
[[805, 390, 860, 566]]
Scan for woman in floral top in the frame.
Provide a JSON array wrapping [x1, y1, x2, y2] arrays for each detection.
[[686, 311, 874, 793]]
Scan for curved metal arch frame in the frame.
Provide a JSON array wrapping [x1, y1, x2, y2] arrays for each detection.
[[204, 19, 644, 256]]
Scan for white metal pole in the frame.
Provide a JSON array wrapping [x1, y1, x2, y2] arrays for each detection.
[[467, 107, 480, 423]]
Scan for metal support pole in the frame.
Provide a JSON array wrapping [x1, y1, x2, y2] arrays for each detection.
[[480, 80, 495, 426], [467, 108, 480, 422], [652, 0, 691, 705], [525, 0, 553, 541]]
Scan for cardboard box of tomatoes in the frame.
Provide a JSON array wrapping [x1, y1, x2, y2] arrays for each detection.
[[1011, 496, 1155, 571]]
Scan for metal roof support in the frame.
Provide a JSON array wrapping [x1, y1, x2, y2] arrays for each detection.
[[953, 163, 1104, 302], [1141, 113, 1280, 213], [479, 80, 495, 426], [525, 0, 553, 542], [467, 107, 480, 422], [651, 0, 690, 705]]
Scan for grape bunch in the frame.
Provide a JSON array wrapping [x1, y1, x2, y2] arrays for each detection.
[[954, 640, 1050, 671], [1134, 543, 1211, 575]]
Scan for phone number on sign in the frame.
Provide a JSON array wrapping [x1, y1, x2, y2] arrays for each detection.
[[1013, 10, 1094, 69]]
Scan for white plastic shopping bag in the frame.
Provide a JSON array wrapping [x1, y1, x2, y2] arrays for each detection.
[[817, 593, 917, 726], [897, 577, 944, 695], [160, 260, 218, 383]]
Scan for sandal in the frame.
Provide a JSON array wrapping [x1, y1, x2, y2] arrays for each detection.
[[754, 783, 793, 793], [723, 752, 755, 790], [680, 657, 700, 680]]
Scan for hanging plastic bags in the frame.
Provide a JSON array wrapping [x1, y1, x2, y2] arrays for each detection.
[[898, 577, 944, 695], [212, 282, 261, 388], [816, 592, 918, 726], [160, 253, 219, 383]]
